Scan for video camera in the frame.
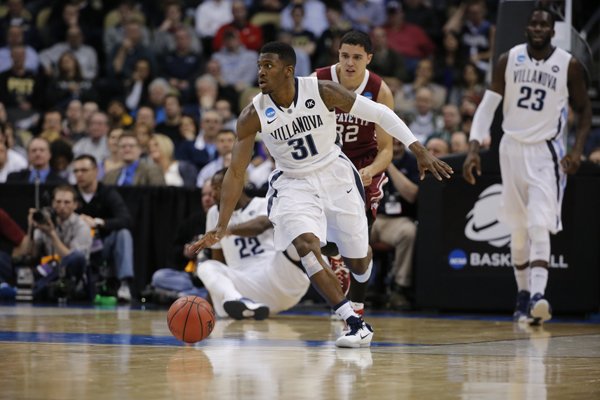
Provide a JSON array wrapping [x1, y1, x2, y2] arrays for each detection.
[[32, 207, 57, 226]]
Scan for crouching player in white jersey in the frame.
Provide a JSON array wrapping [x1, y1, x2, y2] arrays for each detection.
[[191, 42, 453, 348], [197, 168, 311, 320], [463, 7, 591, 325]]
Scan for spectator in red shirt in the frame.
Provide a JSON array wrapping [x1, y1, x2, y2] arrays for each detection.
[[383, 1, 435, 77], [213, 1, 263, 52]]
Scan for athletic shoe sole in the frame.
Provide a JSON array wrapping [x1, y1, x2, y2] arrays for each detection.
[[529, 299, 552, 325], [223, 300, 269, 320]]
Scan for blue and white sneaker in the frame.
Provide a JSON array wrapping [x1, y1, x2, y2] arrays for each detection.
[[529, 293, 552, 325], [223, 297, 270, 320], [335, 316, 374, 348], [513, 290, 530, 323]]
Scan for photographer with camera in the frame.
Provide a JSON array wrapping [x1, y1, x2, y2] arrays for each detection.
[[0, 208, 29, 299], [14, 185, 92, 301]]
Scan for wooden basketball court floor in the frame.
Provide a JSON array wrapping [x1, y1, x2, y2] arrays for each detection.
[[0, 304, 599, 400]]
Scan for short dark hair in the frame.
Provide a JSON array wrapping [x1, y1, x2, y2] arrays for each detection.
[[340, 30, 373, 54], [74, 154, 98, 167], [53, 184, 78, 201], [528, 5, 556, 28], [260, 41, 296, 67]]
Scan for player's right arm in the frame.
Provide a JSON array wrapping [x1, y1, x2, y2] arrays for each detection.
[[463, 52, 508, 185], [226, 216, 273, 237], [190, 104, 260, 253]]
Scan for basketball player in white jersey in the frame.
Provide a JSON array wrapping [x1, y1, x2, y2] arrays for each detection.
[[197, 168, 310, 320], [463, 7, 591, 325], [191, 42, 453, 348]]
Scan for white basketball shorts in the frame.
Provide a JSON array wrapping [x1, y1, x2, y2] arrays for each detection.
[[498, 134, 566, 233], [266, 155, 369, 259]]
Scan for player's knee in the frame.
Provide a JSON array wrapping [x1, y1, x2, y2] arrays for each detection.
[[511, 228, 529, 265], [528, 226, 550, 263], [292, 233, 321, 256]]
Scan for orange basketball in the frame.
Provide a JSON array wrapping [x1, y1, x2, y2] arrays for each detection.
[[167, 296, 216, 343]]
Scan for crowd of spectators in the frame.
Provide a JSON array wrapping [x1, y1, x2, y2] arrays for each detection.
[[0, 0, 598, 305]]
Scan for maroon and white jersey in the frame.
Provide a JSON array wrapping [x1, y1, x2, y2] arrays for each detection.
[[316, 65, 382, 162], [316, 65, 387, 218]]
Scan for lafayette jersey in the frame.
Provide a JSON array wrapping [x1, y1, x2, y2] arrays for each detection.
[[315, 65, 382, 161], [252, 77, 339, 175], [206, 197, 275, 269], [503, 44, 571, 143]]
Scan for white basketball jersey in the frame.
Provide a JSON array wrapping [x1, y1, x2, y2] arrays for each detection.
[[503, 44, 571, 143], [252, 77, 340, 175], [206, 197, 275, 269]]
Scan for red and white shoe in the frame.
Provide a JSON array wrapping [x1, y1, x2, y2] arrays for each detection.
[[328, 256, 351, 296]]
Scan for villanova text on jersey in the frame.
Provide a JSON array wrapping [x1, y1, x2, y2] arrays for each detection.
[[513, 68, 557, 92], [270, 114, 324, 141]]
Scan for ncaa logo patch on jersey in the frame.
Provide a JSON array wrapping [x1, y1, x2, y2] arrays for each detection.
[[265, 107, 276, 118], [552, 65, 559, 73], [363, 92, 373, 100], [305, 99, 315, 109], [516, 53, 526, 64]]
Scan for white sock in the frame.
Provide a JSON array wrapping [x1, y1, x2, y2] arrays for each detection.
[[530, 267, 548, 296], [513, 267, 530, 292], [334, 300, 358, 320]]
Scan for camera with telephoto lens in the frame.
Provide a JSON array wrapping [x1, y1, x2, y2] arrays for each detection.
[[32, 207, 57, 226]]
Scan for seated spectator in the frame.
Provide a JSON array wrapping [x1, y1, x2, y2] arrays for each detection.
[[314, 3, 351, 69], [184, 75, 219, 121], [450, 131, 469, 154], [149, 133, 198, 188], [0, 130, 27, 183], [103, 5, 150, 56], [73, 111, 110, 165], [13, 185, 92, 301], [425, 136, 450, 158], [39, 26, 98, 80], [280, 0, 328, 38], [160, 27, 203, 103], [176, 110, 222, 170], [132, 122, 153, 158], [277, 30, 311, 78], [0, 208, 28, 298], [0, 0, 36, 48], [434, 31, 465, 97], [285, 4, 317, 59], [196, 128, 235, 188], [371, 139, 419, 310], [124, 58, 154, 112], [342, 0, 386, 33], [210, 29, 259, 93], [0, 45, 44, 129], [214, 99, 237, 131], [145, 78, 173, 125], [72, 154, 135, 302], [431, 104, 462, 143], [213, 1, 263, 52], [194, 0, 233, 56], [395, 59, 447, 116], [107, 19, 157, 81], [369, 26, 407, 92], [103, 132, 165, 186], [106, 100, 134, 130], [102, 128, 124, 177], [154, 1, 201, 56], [6, 137, 66, 184], [62, 100, 87, 143], [403, 0, 441, 43], [0, 25, 39, 74], [202, 60, 242, 112], [49, 139, 74, 182], [133, 105, 156, 131], [448, 61, 485, 107], [45, 52, 97, 111], [39, 110, 64, 143], [156, 94, 184, 146], [407, 87, 442, 144], [383, 1, 435, 77]]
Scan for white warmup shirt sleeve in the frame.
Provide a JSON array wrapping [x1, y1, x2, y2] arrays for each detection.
[[348, 95, 418, 147], [469, 90, 503, 144]]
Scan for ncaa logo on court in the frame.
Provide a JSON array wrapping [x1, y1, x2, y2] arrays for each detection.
[[265, 107, 276, 118], [464, 184, 511, 248], [305, 99, 315, 109], [363, 92, 373, 100], [449, 249, 467, 269]]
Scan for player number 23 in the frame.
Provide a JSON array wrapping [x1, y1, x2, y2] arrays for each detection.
[[517, 86, 546, 111]]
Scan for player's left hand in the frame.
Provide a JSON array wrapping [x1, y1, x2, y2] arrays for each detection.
[[358, 168, 373, 186], [561, 152, 581, 174], [188, 228, 226, 254]]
